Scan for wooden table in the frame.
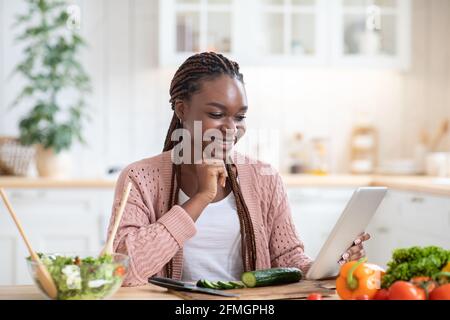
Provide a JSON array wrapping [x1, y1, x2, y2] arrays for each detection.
[[0, 280, 339, 300]]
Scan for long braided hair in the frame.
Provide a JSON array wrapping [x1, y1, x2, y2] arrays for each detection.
[[163, 52, 257, 277]]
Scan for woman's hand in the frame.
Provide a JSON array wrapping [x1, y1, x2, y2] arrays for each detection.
[[338, 232, 371, 265], [181, 159, 228, 222], [194, 159, 228, 203]]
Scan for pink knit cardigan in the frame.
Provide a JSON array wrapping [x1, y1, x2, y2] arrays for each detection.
[[107, 150, 313, 286]]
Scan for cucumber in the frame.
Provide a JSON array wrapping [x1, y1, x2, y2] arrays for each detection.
[[211, 281, 223, 289], [196, 279, 246, 290], [202, 280, 218, 289], [217, 281, 235, 290], [229, 281, 245, 289], [241, 267, 302, 288], [196, 279, 206, 287]]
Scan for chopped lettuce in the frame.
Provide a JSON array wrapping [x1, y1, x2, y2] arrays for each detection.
[[28, 253, 125, 300]]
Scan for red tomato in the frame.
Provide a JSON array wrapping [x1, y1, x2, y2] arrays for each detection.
[[355, 295, 370, 300], [114, 266, 126, 277], [373, 289, 390, 300], [388, 281, 425, 300], [307, 293, 323, 300], [429, 284, 450, 300], [410, 276, 437, 294]]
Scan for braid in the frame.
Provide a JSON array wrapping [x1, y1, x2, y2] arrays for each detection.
[[165, 162, 181, 278], [163, 52, 255, 277], [163, 113, 182, 152], [226, 163, 257, 271]]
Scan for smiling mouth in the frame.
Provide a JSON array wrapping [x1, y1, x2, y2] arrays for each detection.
[[210, 140, 234, 151]]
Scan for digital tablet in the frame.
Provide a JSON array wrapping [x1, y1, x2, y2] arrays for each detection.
[[305, 187, 387, 280]]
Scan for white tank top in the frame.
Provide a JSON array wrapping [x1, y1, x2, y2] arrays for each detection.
[[178, 188, 244, 282]]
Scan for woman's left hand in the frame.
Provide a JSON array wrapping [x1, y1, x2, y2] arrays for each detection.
[[338, 232, 371, 265]]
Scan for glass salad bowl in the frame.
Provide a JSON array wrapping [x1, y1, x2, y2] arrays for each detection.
[[27, 252, 129, 300]]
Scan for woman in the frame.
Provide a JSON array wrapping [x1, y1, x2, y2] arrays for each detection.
[[107, 52, 369, 286]]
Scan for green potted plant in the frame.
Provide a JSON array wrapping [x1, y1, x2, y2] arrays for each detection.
[[11, 0, 91, 178]]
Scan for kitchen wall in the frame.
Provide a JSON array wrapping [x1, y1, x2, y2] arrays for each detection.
[[0, 0, 449, 175], [402, 0, 450, 162]]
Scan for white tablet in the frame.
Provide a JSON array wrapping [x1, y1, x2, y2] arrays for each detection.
[[305, 187, 387, 280]]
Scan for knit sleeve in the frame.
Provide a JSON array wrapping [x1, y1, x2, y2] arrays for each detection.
[[106, 166, 196, 286], [268, 172, 313, 274]]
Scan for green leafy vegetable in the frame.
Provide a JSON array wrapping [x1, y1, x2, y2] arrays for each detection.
[[381, 246, 450, 288]]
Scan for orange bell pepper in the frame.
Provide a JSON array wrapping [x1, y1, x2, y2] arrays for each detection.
[[336, 257, 385, 300], [442, 262, 450, 273]]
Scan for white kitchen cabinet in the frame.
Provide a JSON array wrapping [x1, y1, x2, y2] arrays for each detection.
[[365, 190, 450, 268], [330, 0, 411, 69], [159, 0, 235, 66], [243, 0, 328, 65], [287, 188, 450, 268], [160, 0, 328, 66], [0, 189, 115, 285], [159, 0, 410, 69]]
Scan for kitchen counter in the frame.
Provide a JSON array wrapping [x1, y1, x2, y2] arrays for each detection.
[[371, 175, 450, 196], [1, 175, 449, 196], [0, 284, 181, 300], [0, 282, 339, 300], [0, 176, 116, 189], [284, 174, 450, 197]]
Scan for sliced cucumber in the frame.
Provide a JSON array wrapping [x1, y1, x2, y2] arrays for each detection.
[[197, 279, 223, 289], [196, 279, 206, 287], [241, 267, 303, 288], [217, 281, 235, 290], [210, 281, 222, 289], [202, 280, 217, 289], [196, 279, 246, 290], [229, 281, 245, 289]]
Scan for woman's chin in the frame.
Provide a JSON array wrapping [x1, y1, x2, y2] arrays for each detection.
[[208, 147, 233, 160], [200, 141, 236, 161], [223, 142, 235, 152]]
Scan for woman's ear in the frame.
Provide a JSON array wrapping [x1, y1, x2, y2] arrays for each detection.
[[174, 99, 188, 122]]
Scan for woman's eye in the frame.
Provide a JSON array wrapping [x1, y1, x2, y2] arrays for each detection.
[[208, 113, 223, 119], [208, 113, 246, 121]]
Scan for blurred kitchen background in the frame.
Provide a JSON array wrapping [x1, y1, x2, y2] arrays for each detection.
[[0, 0, 449, 285]]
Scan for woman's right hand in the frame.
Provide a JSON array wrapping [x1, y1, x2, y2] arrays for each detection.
[[180, 159, 228, 222], [194, 159, 228, 203]]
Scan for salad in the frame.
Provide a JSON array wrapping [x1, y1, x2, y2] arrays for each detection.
[[27, 253, 128, 300]]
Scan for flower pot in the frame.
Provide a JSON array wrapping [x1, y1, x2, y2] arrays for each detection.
[[35, 145, 72, 178]]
